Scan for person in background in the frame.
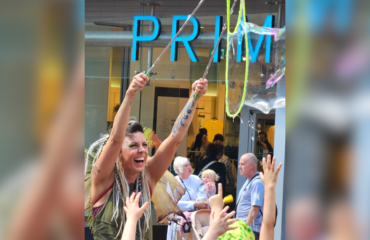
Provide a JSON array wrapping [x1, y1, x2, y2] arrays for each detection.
[[190, 128, 210, 153], [167, 156, 208, 240], [193, 143, 226, 196], [236, 153, 265, 240], [213, 134, 236, 188], [259, 132, 273, 156], [188, 132, 209, 166]]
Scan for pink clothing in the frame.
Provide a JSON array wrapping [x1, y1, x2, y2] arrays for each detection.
[[92, 203, 105, 219], [179, 211, 193, 237]]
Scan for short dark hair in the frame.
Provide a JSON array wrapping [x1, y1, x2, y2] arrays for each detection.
[[199, 128, 207, 136], [259, 131, 267, 137], [206, 143, 222, 160], [213, 134, 224, 143]]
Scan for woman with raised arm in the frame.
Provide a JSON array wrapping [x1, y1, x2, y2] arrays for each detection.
[[86, 73, 208, 240]]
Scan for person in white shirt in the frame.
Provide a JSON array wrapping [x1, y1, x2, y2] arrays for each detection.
[[166, 156, 208, 240]]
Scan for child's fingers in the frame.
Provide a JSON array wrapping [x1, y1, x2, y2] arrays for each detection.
[[276, 162, 283, 174], [123, 206, 128, 213], [140, 201, 150, 211], [227, 218, 238, 225], [227, 225, 238, 231], [130, 192, 136, 202], [262, 157, 266, 170], [271, 156, 276, 169], [224, 211, 235, 220], [217, 183, 223, 197], [266, 155, 272, 168], [219, 206, 229, 217], [134, 192, 142, 204]]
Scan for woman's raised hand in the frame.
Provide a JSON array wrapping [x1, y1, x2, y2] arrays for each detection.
[[127, 73, 149, 97], [192, 78, 208, 98]]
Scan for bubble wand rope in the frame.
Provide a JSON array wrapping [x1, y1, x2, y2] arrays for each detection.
[[195, 0, 238, 99], [131, 0, 205, 99]]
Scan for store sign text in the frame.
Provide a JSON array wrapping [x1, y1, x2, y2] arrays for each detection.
[[132, 15, 274, 63]]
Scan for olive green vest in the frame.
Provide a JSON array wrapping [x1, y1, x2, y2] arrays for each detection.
[[93, 190, 152, 240]]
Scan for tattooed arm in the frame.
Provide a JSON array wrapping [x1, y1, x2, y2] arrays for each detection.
[[147, 79, 208, 186], [90, 73, 149, 203]]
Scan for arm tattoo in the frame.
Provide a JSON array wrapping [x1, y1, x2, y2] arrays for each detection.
[[172, 95, 196, 137], [93, 165, 101, 175]]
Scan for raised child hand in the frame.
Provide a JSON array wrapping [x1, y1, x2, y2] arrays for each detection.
[[260, 155, 283, 188], [123, 192, 149, 222]]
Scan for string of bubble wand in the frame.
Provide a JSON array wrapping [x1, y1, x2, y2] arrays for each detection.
[[195, 0, 239, 99], [132, 0, 205, 97]]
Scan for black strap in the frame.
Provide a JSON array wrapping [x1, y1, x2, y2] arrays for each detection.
[[179, 178, 193, 201]]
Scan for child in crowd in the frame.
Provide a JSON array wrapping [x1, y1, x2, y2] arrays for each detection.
[[196, 169, 219, 203]]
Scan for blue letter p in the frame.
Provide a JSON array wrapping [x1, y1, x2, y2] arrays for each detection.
[[132, 16, 161, 61]]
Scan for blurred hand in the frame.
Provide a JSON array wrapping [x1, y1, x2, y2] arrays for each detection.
[[260, 155, 282, 188], [206, 182, 215, 192], [123, 192, 149, 222], [204, 206, 238, 240], [127, 73, 149, 97], [194, 201, 208, 209], [208, 183, 224, 215], [192, 79, 208, 98]]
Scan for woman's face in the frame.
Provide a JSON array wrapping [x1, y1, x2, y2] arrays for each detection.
[[177, 161, 192, 179], [120, 132, 148, 174], [201, 134, 208, 145]]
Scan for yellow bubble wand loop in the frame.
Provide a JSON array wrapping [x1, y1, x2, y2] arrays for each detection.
[[225, 0, 249, 118], [194, 0, 239, 99], [133, 0, 206, 95]]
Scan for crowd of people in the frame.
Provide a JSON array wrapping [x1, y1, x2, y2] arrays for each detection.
[[86, 73, 283, 240]]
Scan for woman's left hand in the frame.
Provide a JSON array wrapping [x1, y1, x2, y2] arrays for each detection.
[[192, 79, 208, 98]]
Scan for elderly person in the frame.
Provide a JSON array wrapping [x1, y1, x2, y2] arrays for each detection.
[[167, 156, 208, 240], [236, 153, 265, 240], [86, 73, 208, 240]]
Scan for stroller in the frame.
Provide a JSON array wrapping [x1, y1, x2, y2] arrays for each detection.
[[176, 210, 212, 240]]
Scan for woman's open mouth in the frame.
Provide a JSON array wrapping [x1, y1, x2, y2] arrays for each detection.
[[134, 157, 145, 165]]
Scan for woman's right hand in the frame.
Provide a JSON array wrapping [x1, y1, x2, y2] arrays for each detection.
[[127, 73, 149, 98], [194, 201, 208, 209]]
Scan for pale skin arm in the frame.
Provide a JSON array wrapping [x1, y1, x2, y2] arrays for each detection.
[[147, 79, 208, 187], [90, 73, 149, 202], [246, 205, 260, 226], [121, 192, 150, 240], [259, 155, 282, 240], [203, 206, 238, 240]]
